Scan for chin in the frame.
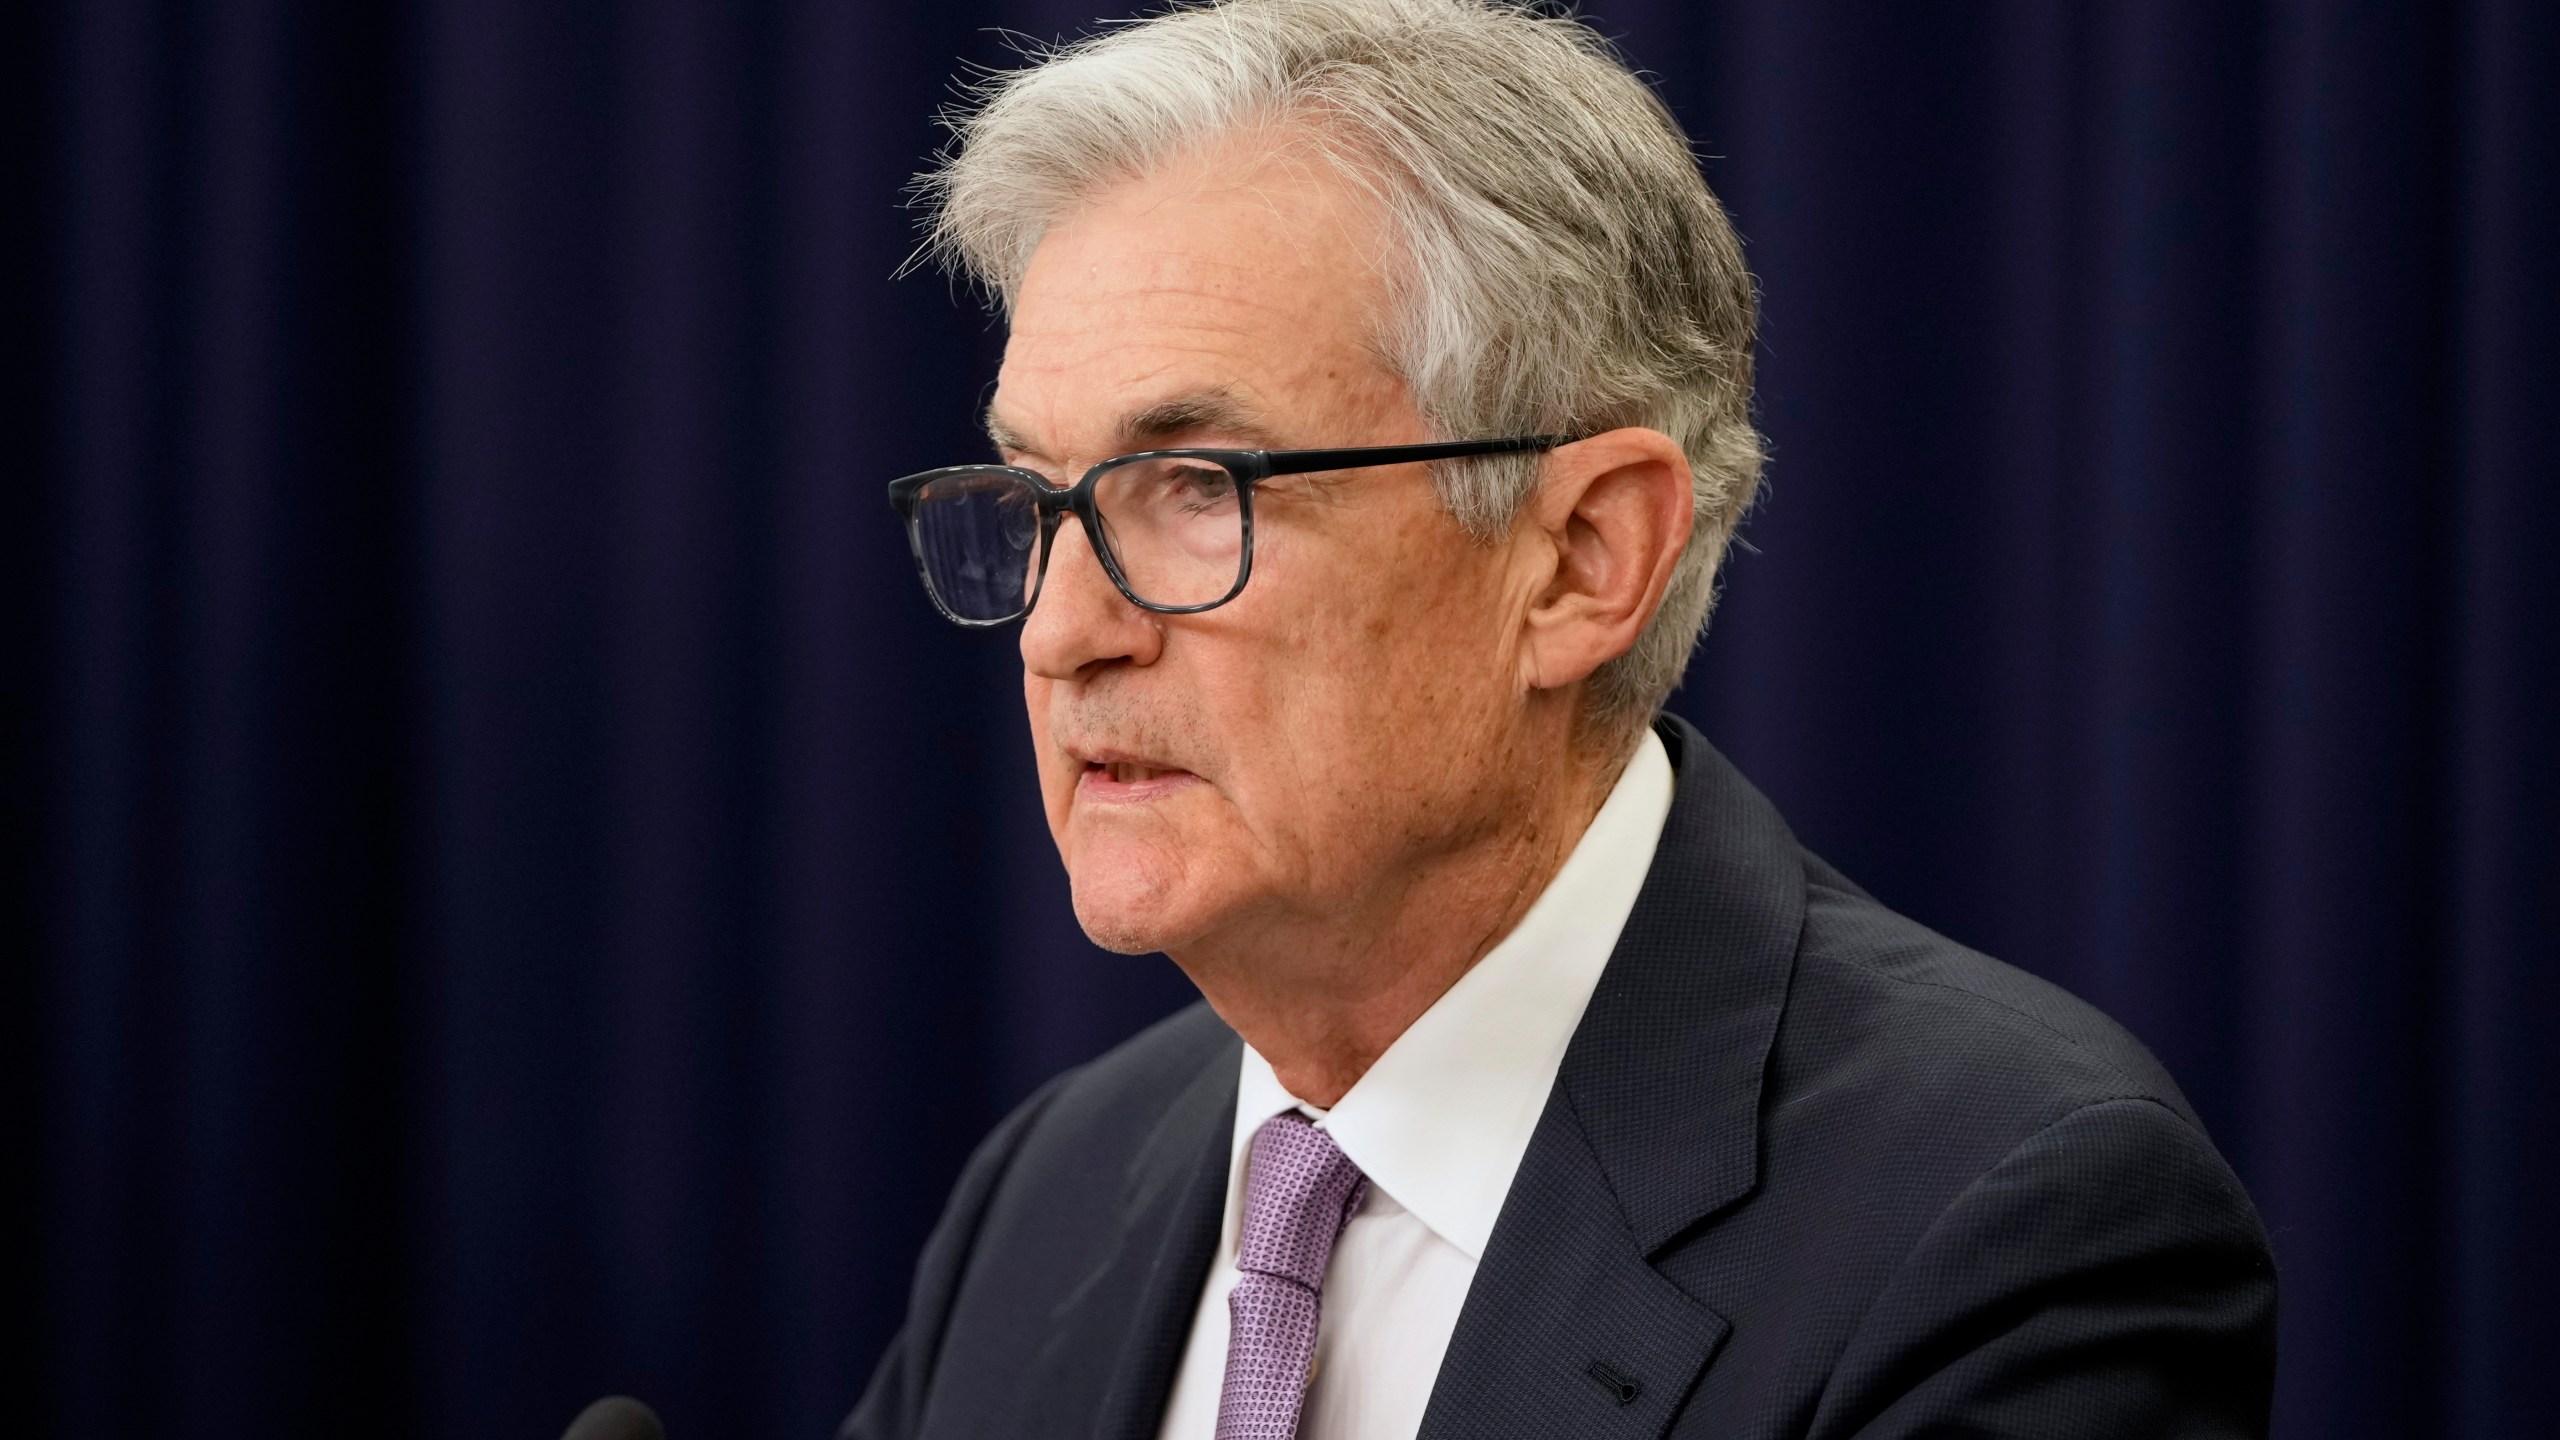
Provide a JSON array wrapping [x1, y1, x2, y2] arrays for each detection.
[[1069, 873, 1184, 955], [1066, 848, 1215, 956]]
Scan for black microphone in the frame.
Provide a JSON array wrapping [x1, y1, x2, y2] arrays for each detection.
[[561, 1396, 665, 1440]]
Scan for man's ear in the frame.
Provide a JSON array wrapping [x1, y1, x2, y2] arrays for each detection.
[[1516, 427, 1694, 695]]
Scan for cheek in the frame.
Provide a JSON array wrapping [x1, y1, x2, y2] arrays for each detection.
[[1312, 538, 1511, 730], [1235, 601, 1491, 854]]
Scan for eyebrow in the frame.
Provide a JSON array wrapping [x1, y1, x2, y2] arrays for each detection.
[[985, 388, 1278, 460], [1121, 391, 1273, 447]]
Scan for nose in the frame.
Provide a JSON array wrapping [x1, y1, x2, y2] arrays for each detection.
[[1021, 513, 1163, 679]]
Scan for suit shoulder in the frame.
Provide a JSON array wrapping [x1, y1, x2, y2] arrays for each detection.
[[1018, 999, 1237, 1147], [939, 999, 1232, 1304], [1782, 864, 2201, 1136]]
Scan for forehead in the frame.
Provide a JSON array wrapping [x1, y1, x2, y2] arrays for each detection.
[[990, 141, 1406, 455]]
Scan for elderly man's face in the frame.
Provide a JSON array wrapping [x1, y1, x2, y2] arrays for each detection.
[[993, 139, 1543, 958]]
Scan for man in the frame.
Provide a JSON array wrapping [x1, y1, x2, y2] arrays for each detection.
[[847, 1, 2277, 1436]]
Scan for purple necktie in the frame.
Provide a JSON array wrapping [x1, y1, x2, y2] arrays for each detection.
[[1215, 1112, 1369, 1440]]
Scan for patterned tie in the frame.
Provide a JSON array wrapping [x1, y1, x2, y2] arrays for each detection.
[[1215, 1112, 1369, 1440]]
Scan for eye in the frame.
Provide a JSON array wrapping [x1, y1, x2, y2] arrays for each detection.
[[1166, 463, 1237, 511]]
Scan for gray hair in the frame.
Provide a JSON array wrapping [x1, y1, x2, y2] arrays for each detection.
[[921, 0, 1764, 738]]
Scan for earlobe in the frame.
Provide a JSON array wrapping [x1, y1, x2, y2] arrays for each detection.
[[1516, 428, 1693, 695]]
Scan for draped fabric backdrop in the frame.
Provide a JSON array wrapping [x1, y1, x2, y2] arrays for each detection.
[[9, 2, 2554, 1438]]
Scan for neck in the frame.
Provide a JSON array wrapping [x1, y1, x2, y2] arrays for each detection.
[[1172, 730, 1631, 1108]]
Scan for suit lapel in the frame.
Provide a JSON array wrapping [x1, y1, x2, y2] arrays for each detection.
[[1414, 1094, 1732, 1438], [1041, 1032, 1236, 1440], [1419, 717, 1804, 1436]]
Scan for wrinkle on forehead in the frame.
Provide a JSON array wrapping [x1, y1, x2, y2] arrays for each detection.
[[987, 137, 1414, 464], [987, 387, 1280, 459]]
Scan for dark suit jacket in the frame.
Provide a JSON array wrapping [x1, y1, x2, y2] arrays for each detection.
[[843, 717, 2277, 1438]]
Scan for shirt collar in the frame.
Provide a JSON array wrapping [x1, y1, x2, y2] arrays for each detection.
[[1221, 728, 1676, 1263]]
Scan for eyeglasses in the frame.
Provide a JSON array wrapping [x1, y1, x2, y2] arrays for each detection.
[[887, 436, 1571, 626]]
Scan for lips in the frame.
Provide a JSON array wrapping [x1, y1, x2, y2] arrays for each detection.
[[1072, 749, 1201, 802]]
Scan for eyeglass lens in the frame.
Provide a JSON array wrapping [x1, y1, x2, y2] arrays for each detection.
[[1088, 456, 1245, 609], [910, 470, 1045, 621], [910, 457, 1246, 620]]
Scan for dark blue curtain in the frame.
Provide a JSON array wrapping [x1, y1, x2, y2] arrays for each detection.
[[11, 3, 2553, 1438]]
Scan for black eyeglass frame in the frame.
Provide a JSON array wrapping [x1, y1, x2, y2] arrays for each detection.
[[886, 435, 1575, 627]]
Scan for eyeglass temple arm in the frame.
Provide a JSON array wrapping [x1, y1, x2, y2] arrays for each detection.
[[1257, 435, 1576, 477]]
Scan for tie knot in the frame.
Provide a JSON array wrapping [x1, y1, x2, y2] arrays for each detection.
[[1235, 1112, 1368, 1289]]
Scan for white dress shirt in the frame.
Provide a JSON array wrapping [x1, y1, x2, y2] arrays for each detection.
[[1154, 729, 1676, 1440]]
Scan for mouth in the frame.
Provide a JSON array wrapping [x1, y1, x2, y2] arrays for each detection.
[[1073, 751, 1203, 802]]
